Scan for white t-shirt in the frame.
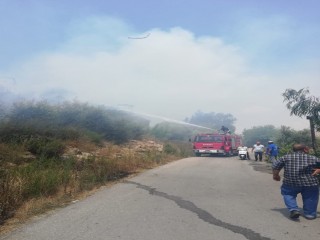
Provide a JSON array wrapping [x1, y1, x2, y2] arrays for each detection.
[[253, 144, 264, 152]]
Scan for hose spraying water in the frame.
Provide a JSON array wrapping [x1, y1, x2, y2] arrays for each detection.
[[118, 108, 214, 131]]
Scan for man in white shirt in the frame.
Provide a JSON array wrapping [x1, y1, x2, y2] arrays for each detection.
[[252, 141, 264, 161]]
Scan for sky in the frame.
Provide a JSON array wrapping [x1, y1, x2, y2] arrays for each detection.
[[0, 0, 319, 133]]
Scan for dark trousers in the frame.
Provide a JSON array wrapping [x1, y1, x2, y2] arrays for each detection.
[[254, 152, 263, 161]]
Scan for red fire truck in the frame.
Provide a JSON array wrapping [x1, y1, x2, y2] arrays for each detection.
[[191, 132, 242, 157]]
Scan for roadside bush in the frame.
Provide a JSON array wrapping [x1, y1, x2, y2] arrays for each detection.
[[18, 158, 69, 198], [163, 143, 178, 155], [81, 130, 104, 146], [26, 138, 65, 158], [0, 156, 77, 223], [78, 157, 122, 190], [40, 140, 65, 158], [0, 143, 26, 166], [54, 127, 81, 140], [21, 166, 61, 197], [0, 169, 24, 224], [168, 140, 194, 157]]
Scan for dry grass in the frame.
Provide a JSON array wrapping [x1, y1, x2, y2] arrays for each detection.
[[65, 139, 98, 153], [0, 139, 188, 235]]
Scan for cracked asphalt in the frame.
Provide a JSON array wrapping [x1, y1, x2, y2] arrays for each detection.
[[1, 156, 319, 240]]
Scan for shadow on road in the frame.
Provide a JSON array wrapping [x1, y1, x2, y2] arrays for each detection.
[[248, 160, 273, 174], [270, 208, 292, 219]]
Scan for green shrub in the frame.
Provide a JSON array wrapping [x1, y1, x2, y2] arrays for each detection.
[[169, 141, 194, 157], [82, 130, 104, 146], [40, 140, 65, 158], [77, 156, 126, 190], [26, 138, 65, 158], [18, 159, 60, 197], [163, 143, 178, 155], [0, 143, 26, 166], [55, 127, 81, 140]]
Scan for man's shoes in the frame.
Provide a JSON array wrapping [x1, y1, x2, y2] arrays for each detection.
[[290, 210, 300, 219], [304, 214, 316, 220]]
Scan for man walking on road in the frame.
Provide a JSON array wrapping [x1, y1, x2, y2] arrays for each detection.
[[272, 144, 320, 220], [266, 140, 279, 163], [252, 141, 264, 161]]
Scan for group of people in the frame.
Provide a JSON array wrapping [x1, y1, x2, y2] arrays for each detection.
[[238, 141, 320, 220], [238, 140, 279, 162], [254, 140, 279, 162]]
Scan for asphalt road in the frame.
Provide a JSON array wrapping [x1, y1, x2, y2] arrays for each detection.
[[1, 156, 320, 240]]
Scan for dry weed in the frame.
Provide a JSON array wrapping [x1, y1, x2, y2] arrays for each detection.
[[0, 139, 188, 234]]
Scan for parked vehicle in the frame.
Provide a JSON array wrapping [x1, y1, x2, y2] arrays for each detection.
[[191, 132, 242, 157], [238, 147, 248, 160]]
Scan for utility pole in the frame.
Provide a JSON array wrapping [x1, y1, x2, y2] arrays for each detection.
[[307, 116, 317, 154]]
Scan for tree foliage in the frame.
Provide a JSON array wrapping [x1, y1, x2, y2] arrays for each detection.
[[186, 111, 236, 132], [242, 125, 278, 146], [275, 126, 312, 155], [243, 124, 315, 156], [276, 126, 311, 147], [282, 88, 320, 131]]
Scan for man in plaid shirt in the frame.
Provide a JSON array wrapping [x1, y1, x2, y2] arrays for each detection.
[[272, 144, 320, 220]]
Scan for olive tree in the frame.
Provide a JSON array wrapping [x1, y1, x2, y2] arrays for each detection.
[[282, 88, 320, 154], [282, 88, 320, 131]]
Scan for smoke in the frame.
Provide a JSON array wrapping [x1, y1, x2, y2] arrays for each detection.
[[1, 16, 317, 131]]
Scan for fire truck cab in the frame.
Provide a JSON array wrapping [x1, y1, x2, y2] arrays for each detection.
[[192, 133, 242, 157]]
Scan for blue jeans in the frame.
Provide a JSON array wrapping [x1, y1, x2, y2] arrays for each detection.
[[254, 152, 263, 161], [281, 184, 319, 217]]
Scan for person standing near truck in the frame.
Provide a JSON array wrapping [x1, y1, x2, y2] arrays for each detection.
[[252, 141, 264, 161]]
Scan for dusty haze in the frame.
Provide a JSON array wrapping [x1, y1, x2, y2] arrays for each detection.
[[1, 1, 319, 133]]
